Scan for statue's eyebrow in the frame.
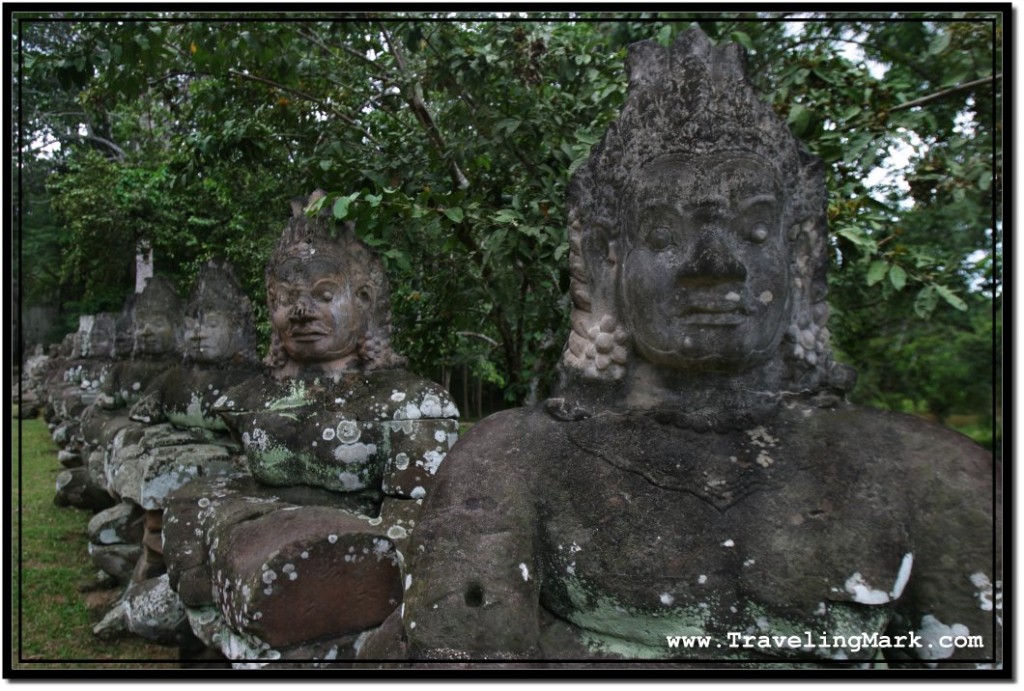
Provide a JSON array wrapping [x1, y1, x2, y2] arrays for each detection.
[[738, 194, 777, 211]]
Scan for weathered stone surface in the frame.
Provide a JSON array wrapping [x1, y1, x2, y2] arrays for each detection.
[[54, 467, 115, 511], [118, 574, 190, 644], [383, 28, 1000, 668], [87, 502, 145, 546], [162, 473, 377, 606], [88, 542, 144, 584], [154, 198, 459, 663], [217, 371, 458, 494], [215, 506, 402, 647]]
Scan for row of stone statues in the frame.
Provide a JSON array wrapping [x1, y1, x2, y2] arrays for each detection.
[[21, 29, 999, 669]]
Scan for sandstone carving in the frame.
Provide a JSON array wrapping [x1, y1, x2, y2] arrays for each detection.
[[378, 30, 1000, 669]]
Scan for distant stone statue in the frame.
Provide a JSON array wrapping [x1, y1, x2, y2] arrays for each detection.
[[385, 30, 1000, 668], [91, 260, 261, 643], [160, 193, 460, 665]]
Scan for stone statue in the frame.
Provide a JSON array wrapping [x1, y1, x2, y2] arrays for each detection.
[[382, 30, 1000, 668], [90, 260, 262, 643], [160, 193, 460, 665]]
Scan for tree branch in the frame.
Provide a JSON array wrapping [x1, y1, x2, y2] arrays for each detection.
[[889, 73, 1001, 112], [379, 24, 470, 191], [226, 69, 378, 144], [83, 134, 126, 160]]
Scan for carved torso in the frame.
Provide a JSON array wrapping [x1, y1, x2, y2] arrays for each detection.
[[535, 405, 912, 661], [403, 401, 997, 666]]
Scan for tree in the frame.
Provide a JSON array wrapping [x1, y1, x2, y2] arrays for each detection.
[[14, 12, 1003, 433]]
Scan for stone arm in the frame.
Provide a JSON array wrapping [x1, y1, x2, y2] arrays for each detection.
[[402, 409, 543, 659], [882, 424, 1001, 669]]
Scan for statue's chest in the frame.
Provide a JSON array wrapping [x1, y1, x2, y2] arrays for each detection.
[[537, 416, 912, 652]]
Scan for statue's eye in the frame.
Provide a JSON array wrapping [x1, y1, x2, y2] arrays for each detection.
[[748, 222, 769, 244], [645, 225, 673, 251], [320, 290, 334, 302]]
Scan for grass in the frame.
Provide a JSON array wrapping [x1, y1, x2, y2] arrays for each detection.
[[10, 415, 180, 672]]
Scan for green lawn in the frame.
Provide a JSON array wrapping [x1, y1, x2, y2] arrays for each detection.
[[10, 415, 179, 671]]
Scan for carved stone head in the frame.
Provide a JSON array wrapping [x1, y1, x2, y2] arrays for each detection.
[[184, 259, 259, 365], [265, 191, 406, 377], [70, 313, 115, 359], [131, 275, 184, 358], [113, 295, 136, 360], [558, 29, 847, 400]]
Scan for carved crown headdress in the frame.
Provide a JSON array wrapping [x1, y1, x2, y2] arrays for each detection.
[[559, 28, 848, 398]]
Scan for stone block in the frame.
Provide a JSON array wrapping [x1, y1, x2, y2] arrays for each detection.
[[214, 506, 402, 647], [87, 502, 145, 545], [380, 419, 458, 500]]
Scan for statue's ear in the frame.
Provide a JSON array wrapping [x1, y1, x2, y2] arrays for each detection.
[[355, 285, 373, 310], [584, 220, 618, 268]]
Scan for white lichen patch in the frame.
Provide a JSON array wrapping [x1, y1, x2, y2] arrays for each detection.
[[755, 451, 773, 468], [659, 592, 675, 606], [410, 486, 426, 499], [698, 575, 708, 585], [970, 572, 994, 611], [743, 558, 756, 567], [916, 614, 970, 660], [722, 539, 735, 548], [759, 290, 774, 304], [387, 525, 408, 540], [336, 471, 363, 490], [891, 553, 913, 599], [333, 442, 376, 465], [321, 427, 336, 441], [419, 394, 444, 418], [336, 420, 361, 444], [390, 391, 406, 402], [844, 572, 890, 605], [725, 291, 741, 302], [434, 429, 447, 443], [394, 452, 410, 471], [421, 450, 445, 475], [746, 426, 778, 448], [519, 563, 531, 581], [328, 534, 338, 544], [404, 574, 413, 591]]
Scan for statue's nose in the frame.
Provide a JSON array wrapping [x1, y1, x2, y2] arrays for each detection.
[[677, 227, 746, 286], [289, 294, 316, 320]]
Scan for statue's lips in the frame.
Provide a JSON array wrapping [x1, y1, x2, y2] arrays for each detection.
[[288, 328, 330, 341], [672, 300, 754, 325]]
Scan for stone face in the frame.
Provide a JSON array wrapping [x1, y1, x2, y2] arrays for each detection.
[[385, 28, 1000, 667]]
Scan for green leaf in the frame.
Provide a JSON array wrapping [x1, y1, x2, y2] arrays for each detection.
[[914, 286, 938, 318], [333, 192, 360, 219], [835, 226, 878, 253], [787, 103, 810, 136], [318, 160, 332, 171], [866, 259, 889, 286], [730, 31, 754, 53], [935, 284, 968, 311], [443, 207, 464, 223], [888, 264, 907, 291], [928, 30, 951, 56], [494, 210, 518, 223]]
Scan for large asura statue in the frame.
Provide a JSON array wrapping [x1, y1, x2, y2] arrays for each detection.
[[370, 29, 1000, 668]]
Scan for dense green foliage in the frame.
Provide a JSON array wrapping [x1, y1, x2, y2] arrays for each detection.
[[14, 12, 1002, 436]]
